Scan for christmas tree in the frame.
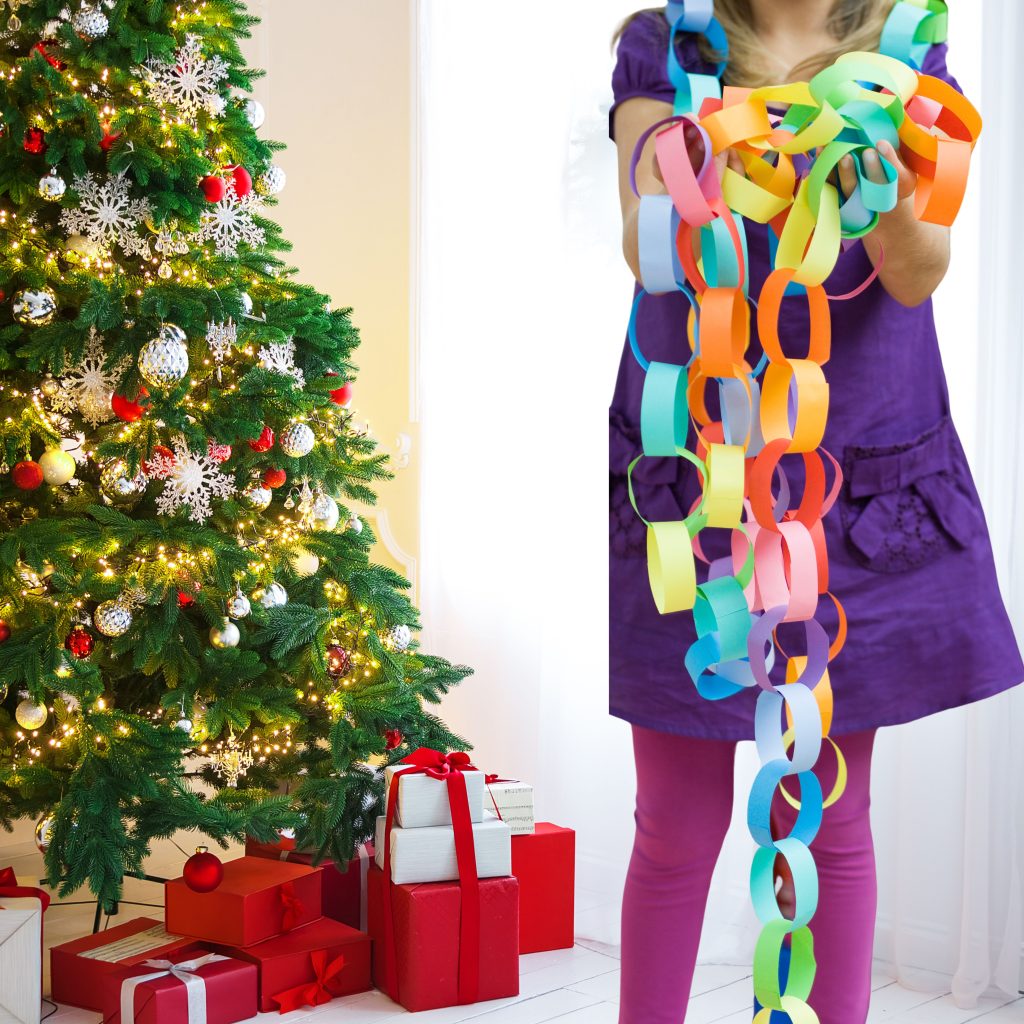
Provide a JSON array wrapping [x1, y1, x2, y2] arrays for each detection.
[[0, 0, 471, 911]]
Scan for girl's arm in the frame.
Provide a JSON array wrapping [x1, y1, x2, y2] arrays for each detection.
[[838, 140, 951, 308]]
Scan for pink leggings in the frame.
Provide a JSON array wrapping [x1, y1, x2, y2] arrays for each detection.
[[620, 725, 877, 1024]]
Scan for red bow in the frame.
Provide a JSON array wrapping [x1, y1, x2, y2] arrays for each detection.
[[0, 867, 50, 912], [278, 881, 303, 932], [484, 773, 517, 785], [271, 950, 345, 1013], [400, 747, 476, 780]]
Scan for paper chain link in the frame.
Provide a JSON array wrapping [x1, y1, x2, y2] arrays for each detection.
[[625, 2, 975, 1019]]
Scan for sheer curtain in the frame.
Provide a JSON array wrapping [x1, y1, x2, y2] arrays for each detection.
[[416, 0, 1024, 996]]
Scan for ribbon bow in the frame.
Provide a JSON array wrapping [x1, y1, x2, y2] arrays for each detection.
[[0, 866, 51, 912], [278, 880, 304, 932], [399, 747, 475, 780], [484, 773, 517, 785], [271, 950, 345, 1014], [119, 953, 228, 1024]]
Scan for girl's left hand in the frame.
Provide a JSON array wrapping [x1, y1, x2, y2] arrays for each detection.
[[837, 139, 918, 203]]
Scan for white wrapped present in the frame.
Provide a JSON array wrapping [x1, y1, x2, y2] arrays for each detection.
[[483, 778, 535, 835], [375, 812, 511, 885], [0, 897, 42, 1024], [383, 763, 485, 829]]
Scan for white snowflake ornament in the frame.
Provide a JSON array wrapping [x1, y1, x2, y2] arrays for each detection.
[[50, 327, 130, 426], [258, 338, 304, 387], [137, 34, 229, 121], [60, 172, 152, 258], [193, 179, 265, 258], [147, 436, 236, 524]]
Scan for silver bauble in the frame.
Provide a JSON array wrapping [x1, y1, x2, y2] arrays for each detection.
[[209, 617, 240, 649], [311, 494, 339, 532], [39, 448, 76, 485], [227, 591, 251, 619], [255, 166, 286, 196], [101, 460, 145, 503], [175, 717, 194, 733], [346, 514, 364, 534], [35, 812, 55, 852], [13, 288, 57, 327], [72, 6, 109, 38], [279, 423, 315, 459], [290, 549, 320, 577], [257, 582, 288, 609], [239, 292, 254, 317], [94, 599, 132, 637], [241, 483, 272, 511], [39, 171, 67, 201], [385, 623, 413, 652], [15, 698, 48, 730], [242, 98, 266, 129], [66, 234, 104, 259], [139, 324, 189, 387]]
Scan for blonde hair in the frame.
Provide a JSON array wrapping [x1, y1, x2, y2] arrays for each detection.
[[616, 1, 896, 88]]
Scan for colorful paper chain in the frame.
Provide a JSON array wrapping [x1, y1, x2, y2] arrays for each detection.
[[626, 2, 978, 1019]]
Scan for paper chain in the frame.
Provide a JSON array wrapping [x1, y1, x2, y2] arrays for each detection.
[[626, 1, 977, 1019]]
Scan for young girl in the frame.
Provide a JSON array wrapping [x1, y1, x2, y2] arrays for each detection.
[[608, 2, 1024, 1022]]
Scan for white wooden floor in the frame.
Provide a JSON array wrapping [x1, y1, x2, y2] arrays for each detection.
[[3, 822, 1022, 1024]]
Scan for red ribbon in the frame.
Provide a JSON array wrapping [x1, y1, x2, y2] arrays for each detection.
[[270, 950, 345, 1014], [278, 881, 303, 932], [0, 867, 50, 911], [381, 748, 481, 1005]]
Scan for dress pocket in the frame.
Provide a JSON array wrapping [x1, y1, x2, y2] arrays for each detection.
[[839, 416, 985, 573]]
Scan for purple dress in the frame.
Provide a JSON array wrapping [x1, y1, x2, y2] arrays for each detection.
[[608, 12, 1024, 740]]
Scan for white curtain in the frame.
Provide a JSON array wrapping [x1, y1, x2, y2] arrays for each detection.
[[416, 0, 1024, 999]]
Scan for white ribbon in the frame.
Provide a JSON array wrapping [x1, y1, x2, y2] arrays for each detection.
[[119, 953, 229, 1024]]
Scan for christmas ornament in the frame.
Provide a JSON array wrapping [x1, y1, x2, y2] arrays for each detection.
[[23, 128, 46, 155], [39, 448, 76, 485], [258, 339, 304, 386], [209, 617, 240, 649], [227, 590, 251, 619], [138, 323, 189, 387], [326, 644, 351, 678], [94, 599, 132, 637], [208, 441, 232, 463], [241, 483, 272, 511], [72, 5, 108, 39], [290, 549, 320, 577], [262, 468, 286, 489], [242, 98, 266, 129], [60, 171, 152, 258], [248, 425, 274, 452], [255, 165, 286, 197], [199, 175, 226, 203], [38, 169, 67, 201], [329, 380, 352, 407], [346, 514, 364, 534], [383, 623, 413, 653], [175, 717, 194, 733], [210, 735, 254, 788], [311, 494, 339, 532], [229, 165, 253, 198], [205, 319, 237, 369], [100, 459, 145, 503], [193, 178, 265, 258], [12, 287, 57, 326], [239, 292, 254, 317], [142, 444, 175, 477], [183, 847, 224, 893], [99, 124, 122, 152], [12, 461, 44, 490], [65, 233, 104, 259], [384, 729, 404, 751], [111, 388, 148, 422], [64, 625, 94, 659], [257, 582, 288, 609], [279, 423, 315, 458], [147, 436, 236, 523], [139, 34, 230, 121], [16, 698, 48, 730], [0, 620, 9, 643], [50, 328, 129, 427], [34, 813, 55, 853], [33, 40, 66, 71], [177, 590, 196, 609]]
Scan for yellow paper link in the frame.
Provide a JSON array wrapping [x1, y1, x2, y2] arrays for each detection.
[[722, 166, 792, 224], [780, 733, 849, 811], [647, 520, 698, 614], [701, 443, 745, 527], [775, 179, 841, 287], [810, 51, 919, 109]]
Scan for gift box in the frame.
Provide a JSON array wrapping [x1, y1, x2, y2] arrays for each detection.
[[384, 762, 485, 828], [483, 777, 535, 835], [50, 917, 202, 1012], [0, 897, 42, 1024], [244, 838, 373, 930], [102, 951, 257, 1024], [210, 916, 371, 1012], [375, 812, 511, 885], [165, 856, 321, 948], [367, 865, 519, 1012], [511, 822, 575, 953]]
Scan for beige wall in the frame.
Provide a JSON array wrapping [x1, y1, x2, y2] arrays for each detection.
[[242, 0, 420, 594]]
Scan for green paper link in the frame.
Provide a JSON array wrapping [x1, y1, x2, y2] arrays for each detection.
[[693, 575, 750, 662], [753, 921, 817, 1010], [750, 837, 819, 929]]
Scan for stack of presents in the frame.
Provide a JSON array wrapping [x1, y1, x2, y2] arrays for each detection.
[[32, 750, 574, 1019]]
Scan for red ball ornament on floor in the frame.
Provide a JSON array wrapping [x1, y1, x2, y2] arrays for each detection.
[[112, 387, 149, 423], [183, 847, 224, 893], [262, 468, 287, 489], [384, 729, 403, 751], [23, 128, 46, 155], [0, 620, 10, 644], [199, 175, 226, 203], [229, 165, 253, 198], [248, 425, 274, 453], [12, 461, 44, 490], [65, 626, 95, 659]]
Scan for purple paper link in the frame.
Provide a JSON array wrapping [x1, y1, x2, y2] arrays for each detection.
[[773, 462, 791, 523], [748, 606, 785, 690], [780, 617, 830, 689], [707, 556, 734, 582], [629, 116, 686, 198], [793, 152, 814, 179]]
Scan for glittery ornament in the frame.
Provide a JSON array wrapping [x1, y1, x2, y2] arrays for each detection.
[[208, 441, 232, 463], [241, 483, 272, 511], [138, 323, 189, 387], [38, 170, 67, 201], [279, 423, 315, 458], [94, 599, 132, 637], [209, 617, 240, 649], [175, 717, 194, 733], [100, 460, 145, 503], [310, 494, 339, 531], [12, 461, 44, 491], [227, 590, 251, 619], [255, 165, 286, 196], [16, 698, 48, 730], [34, 813, 55, 852], [248, 425, 274, 452], [383, 623, 413, 653], [183, 847, 223, 893], [12, 287, 57, 326], [65, 625, 94, 659], [257, 582, 288, 609], [72, 5, 109, 39], [326, 644, 352, 678], [65, 234, 103, 259], [23, 128, 46, 155], [262, 468, 286, 489], [39, 448, 76, 485], [242, 98, 266, 129]]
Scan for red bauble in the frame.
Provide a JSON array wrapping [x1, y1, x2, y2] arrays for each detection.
[[12, 461, 44, 490], [99, 125, 123, 153], [248, 426, 274, 453], [325, 644, 352, 678], [329, 381, 352, 407], [384, 729, 403, 751], [112, 388, 149, 423], [33, 41, 66, 71], [177, 591, 196, 609], [23, 128, 47, 155], [0, 620, 10, 644], [262, 468, 287, 489], [208, 441, 232, 464], [183, 847, 224, 893], [142, 443, 175, 477], [65, 626, 95, 659], [200, 175, 226, 203], [229, 165, 253, 198]]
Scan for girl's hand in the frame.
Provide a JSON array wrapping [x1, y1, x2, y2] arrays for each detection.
[[837, 139, 918, 204]]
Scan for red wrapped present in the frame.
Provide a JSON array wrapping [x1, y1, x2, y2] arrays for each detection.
[[102, 951, 257, 1024], [367, 866, 519, 1012], [50, 917, 202, 1011], [165, 856, 321, 947], [244, 838, 374, 930], [512, 822, 575, 953], [209, 916, 371, 1012]]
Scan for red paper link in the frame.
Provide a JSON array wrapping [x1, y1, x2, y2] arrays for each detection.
[[278, 881, 304, 932], [270, 950, 346, 1014], [381, 749, 482, 1005]]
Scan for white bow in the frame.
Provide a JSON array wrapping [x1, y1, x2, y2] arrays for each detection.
[[120, 953, 229, 1024]]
